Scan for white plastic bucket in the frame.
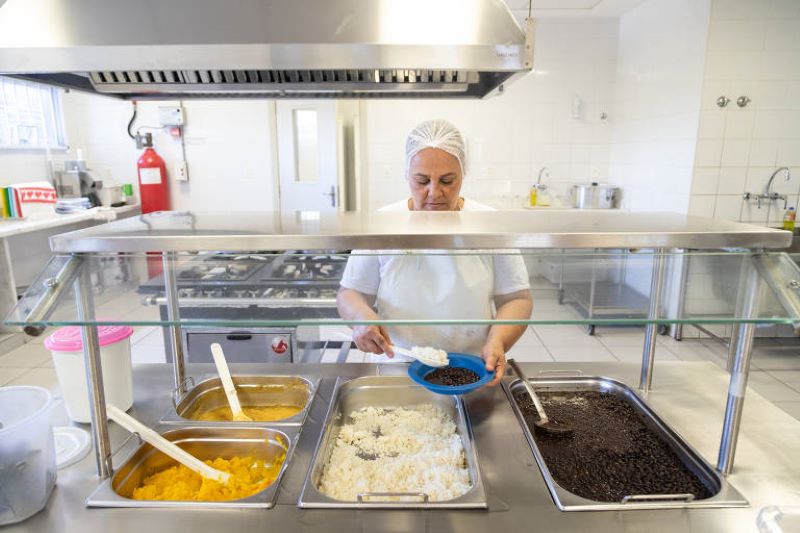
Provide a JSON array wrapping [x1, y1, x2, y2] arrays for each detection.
[[0, 386, 58, 525], [44, 325, 134, 423]]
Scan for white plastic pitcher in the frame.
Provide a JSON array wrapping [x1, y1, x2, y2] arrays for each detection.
[[0, 386, 58, 525]]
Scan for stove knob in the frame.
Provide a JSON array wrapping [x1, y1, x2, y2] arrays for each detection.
[[271, 336, 289, 356]]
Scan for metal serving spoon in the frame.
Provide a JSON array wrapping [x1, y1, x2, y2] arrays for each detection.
[[507, 359, 574, 437]]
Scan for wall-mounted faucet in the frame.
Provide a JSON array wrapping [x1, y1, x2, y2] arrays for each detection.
[[537, 166, 550, 187], [743, 167, 792, 209]]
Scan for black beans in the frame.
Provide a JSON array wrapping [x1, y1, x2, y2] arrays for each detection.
[[424, 367, 480, 386], [513, 391, 712, 502]]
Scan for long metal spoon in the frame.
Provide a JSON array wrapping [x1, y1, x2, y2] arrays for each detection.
[[507, 359, 574, 437]]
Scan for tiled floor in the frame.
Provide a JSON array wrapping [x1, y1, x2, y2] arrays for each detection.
[[3, 323, 799, 422]]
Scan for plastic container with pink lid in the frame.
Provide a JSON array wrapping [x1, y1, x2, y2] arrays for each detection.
[[44, 324, 134, 423]]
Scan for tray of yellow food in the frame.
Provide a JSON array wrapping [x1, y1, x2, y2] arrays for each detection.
[[87, 426, 297, 509], [161, 374, 320, 427]]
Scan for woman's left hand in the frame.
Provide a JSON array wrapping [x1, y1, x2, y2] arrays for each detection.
[[480, 337, 506, 387]]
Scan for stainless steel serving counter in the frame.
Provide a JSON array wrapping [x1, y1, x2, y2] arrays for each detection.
[[8, 361, 800, 533]]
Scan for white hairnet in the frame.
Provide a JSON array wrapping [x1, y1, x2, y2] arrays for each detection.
[[405, 119, 466, 177]]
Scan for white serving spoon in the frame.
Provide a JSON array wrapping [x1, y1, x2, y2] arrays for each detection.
[[391, 345, 449, 368], [210, 342, 252, 422], [332, 330, 448, 367], [106, 404, 231, 484]]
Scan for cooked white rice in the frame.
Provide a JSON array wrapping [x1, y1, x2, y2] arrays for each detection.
[[410, 346, 449, 365], [318, 404, 471, 501]]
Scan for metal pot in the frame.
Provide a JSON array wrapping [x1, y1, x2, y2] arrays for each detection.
[[571, 182, 620, 209]]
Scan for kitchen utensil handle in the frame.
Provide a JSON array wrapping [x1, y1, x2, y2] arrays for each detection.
[[356, 492, 429, 503], [210, 343, 244, 415], [226, 333, 252, 341], [621, 493, 695, 504], [508, 359, 550, 424], [105, 404, 230, 483], [537, 369, 583, 377], [390, 345, 413, 358]]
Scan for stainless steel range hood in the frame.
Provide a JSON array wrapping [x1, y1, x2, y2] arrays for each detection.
[[0, 0, 533, 99]]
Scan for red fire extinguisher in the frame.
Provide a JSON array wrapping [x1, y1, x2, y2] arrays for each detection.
[[137, 133, 170, 214]]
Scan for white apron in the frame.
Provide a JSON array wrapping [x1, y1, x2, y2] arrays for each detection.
[[366, 253, 494, 363]]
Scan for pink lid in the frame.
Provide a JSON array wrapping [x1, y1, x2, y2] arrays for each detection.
[[44, 324, 134, 352]]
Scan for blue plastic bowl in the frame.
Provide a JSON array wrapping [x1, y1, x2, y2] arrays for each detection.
[[407, 353, 494, 395]]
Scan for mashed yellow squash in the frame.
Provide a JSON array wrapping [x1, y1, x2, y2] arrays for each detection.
[[132, 454, 285, 501], [194, 404, 301, 422]]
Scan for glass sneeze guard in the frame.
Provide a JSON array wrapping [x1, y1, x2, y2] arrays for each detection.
[[6, 250, 800, 331]]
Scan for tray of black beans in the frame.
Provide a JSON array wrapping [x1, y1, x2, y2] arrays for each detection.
[[513, 390, 712, 502], [424, 367, 480, 386]]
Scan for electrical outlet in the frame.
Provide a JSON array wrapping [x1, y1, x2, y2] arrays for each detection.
[[175, 162, 189, 181]]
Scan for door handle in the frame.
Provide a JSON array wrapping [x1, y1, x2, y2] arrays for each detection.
[[322, 185, 336, 207], [225, 333, 253, 341]]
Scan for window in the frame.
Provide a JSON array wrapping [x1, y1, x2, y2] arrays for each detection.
[[0, 76, 68, 150]]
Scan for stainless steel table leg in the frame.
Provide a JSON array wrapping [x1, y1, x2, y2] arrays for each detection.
[[0, 238, 17, 336], [163, 252, 187, 397], [717, 260, 762, 475], [74, 257, 112, 478], [640, 249, 667, 392], [672, 251, 689, 341]]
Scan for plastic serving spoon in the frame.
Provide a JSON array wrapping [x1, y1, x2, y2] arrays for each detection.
[[391, 345, 449, 368], [210, 342, 252, 422], [333, 330, 448, 367], [106, 404, 231, 484], [507, 359, 574, 437]]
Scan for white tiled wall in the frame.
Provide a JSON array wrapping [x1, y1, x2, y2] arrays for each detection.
[[361, 19, 619, 211], [609, 0, 712, 213], [689, 0, 800, 225]]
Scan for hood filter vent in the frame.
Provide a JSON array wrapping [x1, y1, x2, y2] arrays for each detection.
[[87, 69, 486, 98]]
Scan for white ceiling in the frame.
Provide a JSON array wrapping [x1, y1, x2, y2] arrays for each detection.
[[505, 0, 645, 18]]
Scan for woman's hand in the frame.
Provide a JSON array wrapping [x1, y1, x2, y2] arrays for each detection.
[[352, 325, 394, 356], [480, 336, 506, 387], [337, 288, 394, 356]]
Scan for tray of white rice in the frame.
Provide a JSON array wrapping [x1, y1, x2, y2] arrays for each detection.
[[298, 376, 487, 509]]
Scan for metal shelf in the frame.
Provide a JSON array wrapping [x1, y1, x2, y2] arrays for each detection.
[[48, 210, 792, 252]]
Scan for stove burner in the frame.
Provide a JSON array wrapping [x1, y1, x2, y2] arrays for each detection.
[[266, 255, 345, 281]]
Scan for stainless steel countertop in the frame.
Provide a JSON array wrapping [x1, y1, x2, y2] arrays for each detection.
[[10, 361, 800, 532], [48, 210, 793, 252]]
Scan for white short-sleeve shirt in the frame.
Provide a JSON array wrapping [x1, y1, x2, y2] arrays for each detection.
[[341, 197, 529, 297], [339, 198, 530, 353]]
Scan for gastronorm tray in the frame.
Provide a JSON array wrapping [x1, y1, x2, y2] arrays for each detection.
[[502, 376, 748, 512], [87, 425, 299, 509], [298, 376, 487, 509], [161, 374, 320, 427]]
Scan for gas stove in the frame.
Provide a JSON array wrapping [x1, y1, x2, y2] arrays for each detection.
[[175, 286, 338, 300], [142, 252, 348, 364], [177, 254, 270, 281], [262, 254, 346, 281], [139, 251, 346, 315]]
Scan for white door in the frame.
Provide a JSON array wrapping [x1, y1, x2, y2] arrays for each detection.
[[275, 101, 340, 212]]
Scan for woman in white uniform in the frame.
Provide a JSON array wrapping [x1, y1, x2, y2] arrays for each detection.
[[337, 120, 532, 386]]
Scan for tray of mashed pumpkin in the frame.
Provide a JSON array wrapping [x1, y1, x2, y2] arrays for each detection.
[[161, 374, 320, 426], [87, 425, 299, 508]]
